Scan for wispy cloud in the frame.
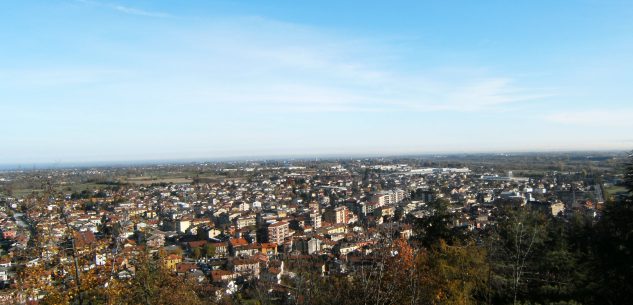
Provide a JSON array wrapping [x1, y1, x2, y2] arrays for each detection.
[[0, 68, 127, 87], [545, 110, 633, 127], [5, 15, 547, 114], [76, 0, 170, 18], [116, 17, 548, 114]]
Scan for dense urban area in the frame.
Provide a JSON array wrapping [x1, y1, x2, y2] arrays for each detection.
[[0, 152, 631, 305]]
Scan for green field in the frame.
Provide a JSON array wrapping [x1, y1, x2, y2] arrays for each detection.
[[10, 182, 107, 198], [123, 177, 194, 185], [604, 185, 628, 199]]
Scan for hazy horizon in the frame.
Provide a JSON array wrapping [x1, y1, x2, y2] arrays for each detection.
[[0, 149, 628, 171], [2, 1, 633, 164]]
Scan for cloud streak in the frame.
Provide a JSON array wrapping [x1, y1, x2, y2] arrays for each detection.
[[545, 110, 633, 127], [4, 14, 550, 114], [42, 16, 544, 114], [76, 0, 170, 18]]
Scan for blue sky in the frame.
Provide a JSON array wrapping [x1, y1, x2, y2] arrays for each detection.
[[1, 0, 632, 164]]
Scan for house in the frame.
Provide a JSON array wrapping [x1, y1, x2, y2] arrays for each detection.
[[267, 221, 289, 245], [399, 225, 413, 239], [321, 223, 347, 235], [176, 218, 192, 233], [1, 230, 16, 240], [0, 257, 12, 268], [186, 240, 208, 250], [260, 242, 278, 256], [234, 243, 260, 257], [324, 206, 351, 224], [0, 267, 9, 282], [176, 262, 199, 276], [74, 231, 96, 249], [198, 226, 222, 239], [261, 260, 284, 284], [230, 258, 260, 279], [236, 215, 257, 229], [146, 234, 165, 248], [336, 243, 359, 255], [210, 242, 228, 258], [229, 237, 249, 256], [293, 237, 322, 254], [211, 270, 237, 283], [163, 254, 182, 272]]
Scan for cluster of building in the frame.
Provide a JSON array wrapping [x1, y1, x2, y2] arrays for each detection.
[[0, 160, 611, 302]]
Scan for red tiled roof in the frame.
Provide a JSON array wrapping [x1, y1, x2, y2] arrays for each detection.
[[229, 238, 249, 247], [187, 240, 207, 248], [176, 262, 198, 273], [268, 221, 288, 228], [73, 231, 96, 248], [211, 270, 235, 282]]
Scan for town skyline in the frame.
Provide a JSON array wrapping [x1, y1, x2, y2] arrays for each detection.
[[1, 151, 631, 303]]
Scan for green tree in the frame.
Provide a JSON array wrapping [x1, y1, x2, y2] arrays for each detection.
[[109, 251, 203, 305], [528, 216, 591, 304], [586, 151, 633, 304], [413, 198, 467, 247], [425, 240, 489, 305], [623, 151, 633, 196], [192, 247, 202, 260], [204, 244, 216, 259], [590, 206, 633, 303], [487, 207, 548, 304]]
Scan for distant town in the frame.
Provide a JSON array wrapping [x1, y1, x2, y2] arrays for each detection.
[[0, 151, 630, 304]]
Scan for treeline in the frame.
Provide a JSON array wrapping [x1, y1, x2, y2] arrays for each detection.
[[70, 190, 110, 200]]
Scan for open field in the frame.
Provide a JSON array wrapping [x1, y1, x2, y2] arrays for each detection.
[[12, 188, 45, 198], [54, 182, 107, 193], [122, 177, 193, 185], [605, 185, 627, 194], [10, 182, 108, 198], [604, 185, 628, 198]]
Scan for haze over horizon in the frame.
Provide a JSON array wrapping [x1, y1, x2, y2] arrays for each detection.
[[2, 0, 633, 164]]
